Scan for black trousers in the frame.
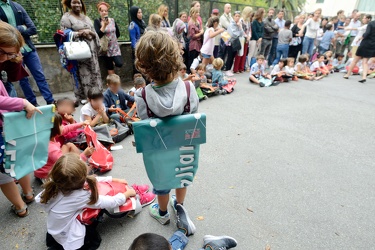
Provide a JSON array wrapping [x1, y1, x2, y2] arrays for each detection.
[[225, 46, 237, 71], [46, 224, 102, 250], [188, 49, 199, 73]]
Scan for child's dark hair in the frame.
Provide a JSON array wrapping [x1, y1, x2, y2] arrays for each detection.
[[284, 20, 292, 28], [51, 114, 63, 139], [128, 233, 171, 250], [134, 76, 146, 86], [87, 87, 103, 100], [325, 23, 333, 31], [278, 58, 287, 68], [335, 53, 344, 59], [196, 63, 206, 71], [298, 54, 308, 63], [40, 153, 98, 205], [207, 16, 219, 28], [56, 97, 75, 109], [318, 54, 326, 59]]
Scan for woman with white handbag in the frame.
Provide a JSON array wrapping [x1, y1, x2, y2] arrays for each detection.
[[61, 0, 103, 106]]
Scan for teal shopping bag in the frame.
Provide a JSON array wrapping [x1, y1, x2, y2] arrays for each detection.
[[2, 105, 55, 179], [133, 113, 206, 190]]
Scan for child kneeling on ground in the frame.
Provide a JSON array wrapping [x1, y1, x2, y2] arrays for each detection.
[[134, 30, 199, 236]]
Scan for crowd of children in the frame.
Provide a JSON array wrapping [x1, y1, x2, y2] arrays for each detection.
[[29, 29, 238, 250]]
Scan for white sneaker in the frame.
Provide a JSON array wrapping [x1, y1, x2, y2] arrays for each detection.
[[225, 70, 234, 77]]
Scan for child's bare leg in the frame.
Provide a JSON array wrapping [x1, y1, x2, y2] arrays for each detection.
[[249, 75, 259, 84], [66, 143, 81, 154], [157, 194, 170, 212], [175, 187, 187, 205]]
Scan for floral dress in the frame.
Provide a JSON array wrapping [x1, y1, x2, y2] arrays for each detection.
[[60, 12, 102, 101]]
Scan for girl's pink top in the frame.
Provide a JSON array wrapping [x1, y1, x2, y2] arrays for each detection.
[[0, 80, 24, 127], [34, 123, 87, 179]]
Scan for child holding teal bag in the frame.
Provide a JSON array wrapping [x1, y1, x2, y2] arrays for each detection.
[[134, 30, 199, 241]]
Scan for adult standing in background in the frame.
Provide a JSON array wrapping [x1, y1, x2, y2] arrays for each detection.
[[190, 1, 202, 27], [260, 8, 278, 59], [299, 8, 321, 58], [188, 7, 203, 70], [179, 11, 190, 65], [349, 15, 372, 59], [344, 20, 375, 83], [94, 2, 123, 76], [158, 4, 170, 28], [268, 10, 285, 66], [224, 11, 244, 76], [0, 0, 55, 106], [218, 4, 232, 65], [171, 18, 186, 54], [288, 15, 305, 60], [128, 6, 146, 73], [233, 6, 252, 73], [346, 12, 362, 52], [211, 9, 221, 58], [61, 0, 102, 105], [250, 8, 265, 60]]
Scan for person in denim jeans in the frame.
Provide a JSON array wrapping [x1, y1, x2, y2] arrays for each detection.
[[0, 0, 55, 106], [272, 20, 292, 66], [300, 9, 322, 58], [130, 232, 238, 250]]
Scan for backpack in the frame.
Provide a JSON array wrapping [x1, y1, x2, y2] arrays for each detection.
[[77, 181, 142, 225], [108, 119, 131, 143]]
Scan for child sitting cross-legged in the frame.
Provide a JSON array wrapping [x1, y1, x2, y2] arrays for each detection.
[[212, 58, 235, 94], [271, 58, 288, 83], [80, 88, 109, 126], [34, 114, 94, 183], [295, 54, 316, 81], [104, 74, 135, 123], [310, 54, 330, 77], [249, 55, 271, 84]]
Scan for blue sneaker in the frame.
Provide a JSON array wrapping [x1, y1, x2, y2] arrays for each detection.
[[176, 204, 196, 236], [169, 195, 177, 214], [149, 203, 170, 225]]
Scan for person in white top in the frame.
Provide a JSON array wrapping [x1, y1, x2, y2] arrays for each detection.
[[201, 16, 225, 65], [300, 8, 322, 57], [349, 14, 370, 55], [346, 12, 363, 51], [36, 153, 137, 250]]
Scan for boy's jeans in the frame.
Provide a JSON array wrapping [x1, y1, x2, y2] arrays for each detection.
[[272, 44, 289, 65], [169, 231, 207, 250]]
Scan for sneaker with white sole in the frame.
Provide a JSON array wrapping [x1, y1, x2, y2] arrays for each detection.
[[169, 195, 177, 214], [203, 235, 238, 250], [225, 70, 234, 77], [149, 203, 170, 225], [176, 204, 196, 236]]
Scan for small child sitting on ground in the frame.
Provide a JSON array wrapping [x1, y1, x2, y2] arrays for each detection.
[[332, 53, 345, 72], [34, 114, 94, 182], [295, 54, 317, 80], [271, 58, 288, 82], [310, 54, 329, 77], [80, 88, 110, 126], [285, 57, 298, 81], [212, 58, 236, 93], [249, 55, 271, 84], [129, 73, 146, 97], [103, 74, 135, 122], [323, 50, 334, 72]]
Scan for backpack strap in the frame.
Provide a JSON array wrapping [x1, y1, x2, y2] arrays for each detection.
[[183, 81, 191, 113], [141, 87, 154, 118], [141, 81, 191, 118]]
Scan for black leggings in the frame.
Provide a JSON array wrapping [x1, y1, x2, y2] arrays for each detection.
[[188, 50, 200, 73], [46, 224, 102, 250], [225, 46, 237, 71], [100, 56, 124, 71]]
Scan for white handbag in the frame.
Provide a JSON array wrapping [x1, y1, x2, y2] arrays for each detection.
[[64, 32, 92, 60]]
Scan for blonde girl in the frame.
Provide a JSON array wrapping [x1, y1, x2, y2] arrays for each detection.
[[158, 4, 170, 28]]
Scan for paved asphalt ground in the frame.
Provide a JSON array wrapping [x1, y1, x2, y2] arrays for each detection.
[[0, 72, 374, 250]]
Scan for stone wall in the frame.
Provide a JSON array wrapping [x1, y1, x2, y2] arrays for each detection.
[[15, 42, 134, 97]]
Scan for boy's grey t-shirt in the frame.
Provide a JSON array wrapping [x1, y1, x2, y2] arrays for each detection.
[[278, 29, 293, 45], [135, 78, 199, 120]]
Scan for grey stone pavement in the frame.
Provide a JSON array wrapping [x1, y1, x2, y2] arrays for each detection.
[[0, 72, 374, 250]]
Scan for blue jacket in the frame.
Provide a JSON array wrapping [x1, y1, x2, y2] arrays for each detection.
[[128, 21, 141, 49], [103, 88, 135, 115], [0, 0, 37, 51]]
